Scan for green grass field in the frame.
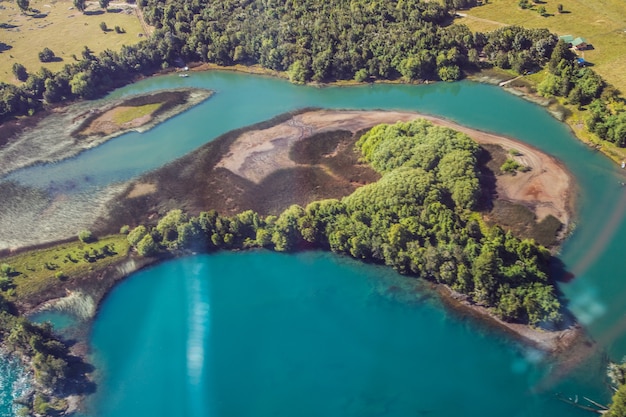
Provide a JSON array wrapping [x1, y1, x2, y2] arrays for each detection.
[[457, 0, 626, 93], [111, 102, 162, 124], [0, 234, 130, 300], [0, 0, 146, 84]]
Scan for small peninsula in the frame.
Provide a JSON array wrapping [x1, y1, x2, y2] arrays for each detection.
[[104, 109, 573, 247]]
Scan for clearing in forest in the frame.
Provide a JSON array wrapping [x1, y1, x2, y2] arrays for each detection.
[[456, 0, 626, 93], [0, 0, 145, 83]]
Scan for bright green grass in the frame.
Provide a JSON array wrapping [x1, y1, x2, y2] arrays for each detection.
[[0, 234, 130, 300], [456, 0, 626, 93], [111, 102, 162, 125], [0, 0, 145, 84]]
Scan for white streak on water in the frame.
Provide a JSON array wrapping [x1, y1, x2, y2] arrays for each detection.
[[185, 263, 210, 415]]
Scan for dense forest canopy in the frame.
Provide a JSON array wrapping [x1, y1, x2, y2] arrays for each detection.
[[125, 120, 562, 326], [1, 0, 557, 117], [2, 0, 624, 147]]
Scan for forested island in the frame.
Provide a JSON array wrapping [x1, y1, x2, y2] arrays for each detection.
[[118, 118, 564, 325]]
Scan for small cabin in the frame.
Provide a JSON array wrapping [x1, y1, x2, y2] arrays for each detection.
[[559, 35, 575, 45], [572, 37, 588, 50]]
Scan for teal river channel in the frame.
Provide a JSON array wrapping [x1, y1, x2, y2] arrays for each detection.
[[7, 71, 626, 416]]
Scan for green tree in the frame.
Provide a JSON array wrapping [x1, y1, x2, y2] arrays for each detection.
[[74, 0, 86, 13], [354, 69, 368, 83], [288, 60, 310, 84], [99, 0, 110, 10], [16, 0, 29, 13], [12, 63, 28, 82], [70, 71, 94, 98], [136, 234, 158, 256], [127, 225, 148, 247], [38, 47, 56, 63]]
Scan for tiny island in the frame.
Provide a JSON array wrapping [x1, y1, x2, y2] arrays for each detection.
[[0, 103, 591, 414]]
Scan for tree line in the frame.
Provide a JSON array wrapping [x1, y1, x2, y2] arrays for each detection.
[[125, 120, 562, 326], [2, 0, 624, 143], [1, 0, 558, 120]]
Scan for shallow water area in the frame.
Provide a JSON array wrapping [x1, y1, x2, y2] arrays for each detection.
[[30, 310, 82, 337]]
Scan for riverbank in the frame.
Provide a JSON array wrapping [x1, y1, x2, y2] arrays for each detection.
[[469, 68, 626, 167]]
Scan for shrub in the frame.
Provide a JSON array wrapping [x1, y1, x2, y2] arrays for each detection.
[[0, 264, 14, 277], [12, 63, 28, 81], [501, 158, 522, 173], [54, 271, 65, 280], [136, 234, 158, 256], [99, 22, 108, 32], [128, 225, 148, 247], [78, 230, 94, 243], [120, 225, 130, 234], [38, 47, 56, 63]]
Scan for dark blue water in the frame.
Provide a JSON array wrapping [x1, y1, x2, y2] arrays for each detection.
[[5, 72, 626, 416]]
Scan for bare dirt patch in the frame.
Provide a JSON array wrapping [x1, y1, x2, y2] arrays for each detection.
[[126, 182, 156, 198]]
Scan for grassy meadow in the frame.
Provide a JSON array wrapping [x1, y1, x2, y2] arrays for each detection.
[[111, 102, 162, 124], [0, 234, 130, 300], [457, 0, 626, 93], [0, 0, 145, 83]]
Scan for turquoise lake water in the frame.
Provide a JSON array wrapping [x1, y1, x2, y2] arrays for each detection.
[[5, 71, 626, 415]]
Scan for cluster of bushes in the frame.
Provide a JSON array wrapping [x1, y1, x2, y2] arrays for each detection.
[[127, 120, 561, 325], [531, 40, 626, 146], [0, 311, 70, 389]]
